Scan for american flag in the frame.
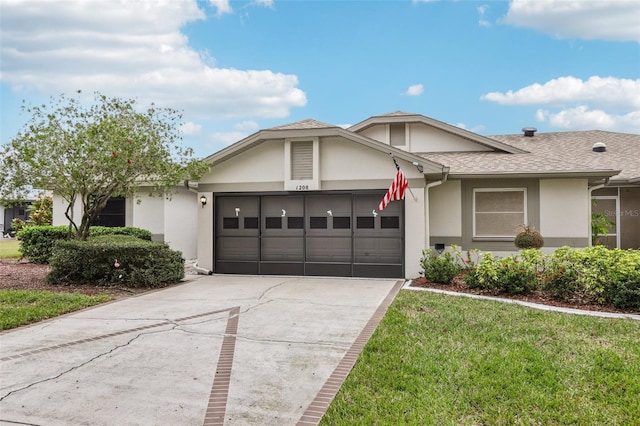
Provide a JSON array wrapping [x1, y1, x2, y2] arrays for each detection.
[[378, 167, 408, 211]]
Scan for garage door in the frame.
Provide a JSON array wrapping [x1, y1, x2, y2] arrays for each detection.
[[214, 192, 403, 278]]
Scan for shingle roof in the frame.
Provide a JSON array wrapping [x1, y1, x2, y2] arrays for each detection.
[[491, 130, 639, 183], [420, 130, 638, 183], [268, 119, 337, 130]]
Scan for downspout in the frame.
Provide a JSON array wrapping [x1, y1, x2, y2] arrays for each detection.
[[424, 167, 450, 249], [587, 177, 610, 247]]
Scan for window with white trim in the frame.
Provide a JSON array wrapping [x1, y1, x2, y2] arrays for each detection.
[[473, 188, 526, 238]]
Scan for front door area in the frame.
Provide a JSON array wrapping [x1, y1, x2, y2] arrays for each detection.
[[214, 192, 404, 278]]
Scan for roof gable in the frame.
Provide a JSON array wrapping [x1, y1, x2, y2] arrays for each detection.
[[204, 119, 447, 177], [349, 111, 527, 154]]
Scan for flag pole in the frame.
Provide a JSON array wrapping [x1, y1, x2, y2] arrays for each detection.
[[390, 153, 417, 201]]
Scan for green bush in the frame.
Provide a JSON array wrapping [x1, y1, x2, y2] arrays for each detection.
[[17, 226, 69, 263], [420, 249, 462, 284], [17, 225, 152, 264], [465, 251, 539, 295], [47, 235, 184, 288], [541, 246, 583, 301]]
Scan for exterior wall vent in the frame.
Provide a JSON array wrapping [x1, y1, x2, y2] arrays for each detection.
[[592, 142, 607, 153], [522, 127, 537, 137], [291, 141, 313, 180]]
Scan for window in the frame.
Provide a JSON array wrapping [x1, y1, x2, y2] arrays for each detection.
[[310, 216, 327, 229], [223, 217, 239, 229], [291, 141, 313, 180], [357, 216, 375, 229], [381, 216, 399, 229], [287, 217, 304, 229], [473, 189, 526, 238], [244, 217, 259, 229], [333, 216, 351, 229], [265, 217, 282, 229], [390, 123, 405, 146], [93, 197, 125, 227]]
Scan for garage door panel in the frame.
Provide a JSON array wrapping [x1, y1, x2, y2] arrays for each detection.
[[354, 237, 402, 264], [216, 237, 259, 261], [216, 197, 259, 237], [261, 237, 304, 261], [306, 237, 351, 262]]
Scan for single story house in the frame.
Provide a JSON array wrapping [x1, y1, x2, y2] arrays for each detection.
[[52, 111, 639, 278], [1, 200, 33, 237]]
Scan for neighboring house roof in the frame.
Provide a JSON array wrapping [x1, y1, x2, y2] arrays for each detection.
[[349, 111, 528, 155], [489, 130, 639, 184]]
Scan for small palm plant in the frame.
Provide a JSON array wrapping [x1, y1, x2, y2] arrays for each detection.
[[514, 224, 544, 249]]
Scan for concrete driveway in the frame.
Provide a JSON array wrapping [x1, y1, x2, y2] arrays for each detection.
[[0, 275, 402, 426]]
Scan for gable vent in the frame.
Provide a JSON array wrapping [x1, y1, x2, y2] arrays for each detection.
[[291, 141, 313, 180], [592, 142, 607, 153]]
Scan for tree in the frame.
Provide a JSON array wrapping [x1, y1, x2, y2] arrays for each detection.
[[0, 91, 209, 240]]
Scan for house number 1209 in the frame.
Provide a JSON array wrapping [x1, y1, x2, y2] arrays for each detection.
[[296, 185, 309, 191]]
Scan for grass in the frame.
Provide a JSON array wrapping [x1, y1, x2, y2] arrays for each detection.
[[321, 290, 640, 426], [0, 239, 21, 258], [0, 290, 113, 330]]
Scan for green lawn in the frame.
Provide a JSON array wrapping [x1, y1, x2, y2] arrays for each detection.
[[0, 290, 113, 330], [0, 239, 21, 258], [322, 290, 640, 425]]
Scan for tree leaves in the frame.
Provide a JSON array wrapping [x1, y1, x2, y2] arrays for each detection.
[[1, 91, 209, 240]]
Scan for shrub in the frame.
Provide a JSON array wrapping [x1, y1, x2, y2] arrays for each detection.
[[47, 235, 184, 288], [17, 225, 69, 263], [420, 249, 462, 284], [17, 225, 152, 264], [465, 252, 499, 291], [541, 246, 583, 302], [11, 217, 27, 234], [514, 225, 544, 249], [465, 251, 539, 295], [542, 246, 640, 309]]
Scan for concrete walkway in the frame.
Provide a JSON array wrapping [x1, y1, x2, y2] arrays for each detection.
[[0, 275, 402, 426]]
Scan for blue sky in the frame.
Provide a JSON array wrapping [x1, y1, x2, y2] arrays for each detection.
[[1, 0, 639, 158]]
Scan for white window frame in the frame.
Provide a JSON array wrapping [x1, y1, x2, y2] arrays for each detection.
[[473, 188, 527, 239]]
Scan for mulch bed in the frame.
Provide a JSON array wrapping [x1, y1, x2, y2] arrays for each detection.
[[410, 275, 638, 315], [0, 259, 171, 299]]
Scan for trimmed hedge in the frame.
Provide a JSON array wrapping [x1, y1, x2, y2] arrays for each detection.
[[17, 225, 152, 264], [47, 235, 184, 288]]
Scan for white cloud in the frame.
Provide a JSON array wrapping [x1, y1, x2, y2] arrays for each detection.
[[181, 122, 202, 136], [234, 121, 260, 132], [537, 106, 640, 133], [209, 0, 232, 16], [481, 76, 640, 110], [503, 0, 640, 42], [477, 5, 491, 28], [405, 84, 424, 96], [455, 123, 485, 133], [483, 76, 640, 133], [253, 0, 274, 7], [208, 131, 251, 150], [0, 0, 306, 120]]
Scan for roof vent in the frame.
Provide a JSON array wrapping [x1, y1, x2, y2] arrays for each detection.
[[522, 127, 537, 137], [592, 142, 607, 153]]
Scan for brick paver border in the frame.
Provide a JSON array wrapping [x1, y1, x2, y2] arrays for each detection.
[[296, 280, 404, 425]]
